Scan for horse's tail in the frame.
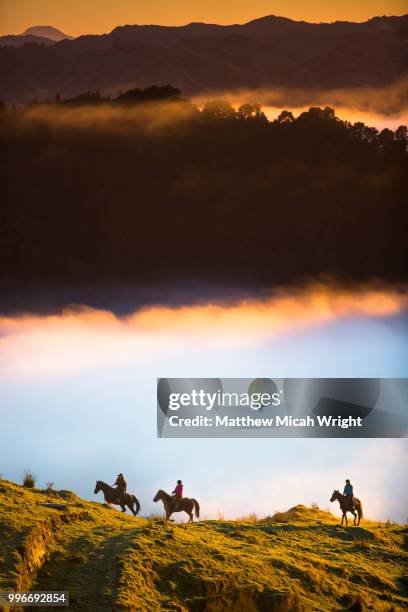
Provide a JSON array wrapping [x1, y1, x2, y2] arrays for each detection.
[[192, 499, 200, 518], [132, 495, 140, 515]]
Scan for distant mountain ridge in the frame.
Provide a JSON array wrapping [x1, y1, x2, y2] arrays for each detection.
[[0, 25, 72, 48], [0, 14, 407, 103], [22, 26, 73, 41], [0, 34, 55, 47]]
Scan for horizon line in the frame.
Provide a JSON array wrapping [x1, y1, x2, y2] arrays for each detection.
[[3, 12, 407, 40]]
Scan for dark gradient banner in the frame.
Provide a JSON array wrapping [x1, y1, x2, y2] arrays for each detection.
[[157, 378, 408, 438]]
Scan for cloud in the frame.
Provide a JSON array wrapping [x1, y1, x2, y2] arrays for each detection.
[[1, 282, 406, 523], [0, 282, 407, 379]]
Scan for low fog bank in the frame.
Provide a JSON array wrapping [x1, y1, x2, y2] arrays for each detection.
[[193, 78, 408, 118], [3, 79, 408, 128]]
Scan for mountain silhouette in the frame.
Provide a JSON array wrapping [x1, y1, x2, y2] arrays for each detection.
[[22, 25, 73, 41], [0, 34, 55, 47], [0, 25, 73, 49], [0, 15, 406, 102]]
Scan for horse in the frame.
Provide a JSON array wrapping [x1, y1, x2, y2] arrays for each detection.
[[153, 489, 200, 523], [330, 490, 363, 526], [94, 480, 140, 516]]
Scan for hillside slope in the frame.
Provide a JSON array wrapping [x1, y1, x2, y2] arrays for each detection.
[[0, 480, 407, 611], [0, 15, 407, 103]]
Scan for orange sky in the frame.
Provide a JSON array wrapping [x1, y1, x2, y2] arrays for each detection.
[[0, 0, 406, 37]]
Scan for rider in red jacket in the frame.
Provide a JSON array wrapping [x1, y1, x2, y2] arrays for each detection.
[[173, 480, 183, 498]]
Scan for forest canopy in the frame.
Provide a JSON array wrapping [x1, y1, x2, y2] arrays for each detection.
[[1, 87, 407, 288]]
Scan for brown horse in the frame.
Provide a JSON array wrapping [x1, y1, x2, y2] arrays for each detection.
[[330, 490, 363, 525], [153, 489, 200, 522], [94, 480, 140, 516]]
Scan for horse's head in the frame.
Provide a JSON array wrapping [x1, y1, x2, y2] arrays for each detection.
[[153, 489, 164, 502], [94, 480, 102, 494], [330, 490, 340, 502]]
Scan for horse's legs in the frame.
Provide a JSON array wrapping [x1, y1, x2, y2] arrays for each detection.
[[352, 511, 357, 526], [128, 502, 137, 516], [120, 504, 127, 513], [187, 511, 193, 523]]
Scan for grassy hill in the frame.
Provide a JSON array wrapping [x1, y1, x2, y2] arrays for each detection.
[[0, 480, 407, 611]]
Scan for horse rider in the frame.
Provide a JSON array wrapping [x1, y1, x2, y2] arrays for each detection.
[[172, 479, 183, 510], [343, 479, 355, 510], [112, 473, 127, 505]]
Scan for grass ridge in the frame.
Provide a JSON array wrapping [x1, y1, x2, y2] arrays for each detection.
[[0, 480, 407, 611]]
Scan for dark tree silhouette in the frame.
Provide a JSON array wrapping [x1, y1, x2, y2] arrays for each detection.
[[276, 110, 294, 124], [202, 99, 236, 120], [116, 85, 181, 104], [237, 104, 266, 122]]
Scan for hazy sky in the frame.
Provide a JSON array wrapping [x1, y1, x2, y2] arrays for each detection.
[[1, 285, 407, 522], [0, 0, 406, 37]]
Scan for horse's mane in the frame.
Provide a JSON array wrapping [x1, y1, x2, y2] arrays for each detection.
[[157, 489, 172, 500]]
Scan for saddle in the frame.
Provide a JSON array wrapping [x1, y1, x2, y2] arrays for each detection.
[[345, 494, 356, 511], [172, 496, 182, 511], [115, 486, 126, 504]]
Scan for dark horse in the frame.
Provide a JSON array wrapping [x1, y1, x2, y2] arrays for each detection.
[[94, 480, 140, 516], [330, 490, 363, 526], [153, 490, 200, 523]]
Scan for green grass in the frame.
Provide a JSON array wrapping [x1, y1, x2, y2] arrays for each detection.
[[0, 480, 407, 611]]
